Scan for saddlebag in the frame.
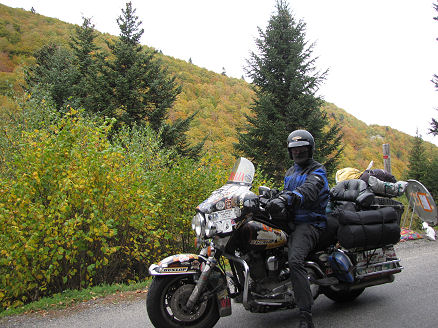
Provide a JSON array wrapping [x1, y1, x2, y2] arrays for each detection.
[[336, 207, 400, 249]]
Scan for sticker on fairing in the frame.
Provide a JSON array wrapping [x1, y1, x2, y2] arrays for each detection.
[[158, 254, 199, 267], [191, 260, 201, 270], [250, 239, 276, 245], [161, 267, 189, 273]]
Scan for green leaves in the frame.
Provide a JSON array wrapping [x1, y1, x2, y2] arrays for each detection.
[[0, 104, 227, 309]]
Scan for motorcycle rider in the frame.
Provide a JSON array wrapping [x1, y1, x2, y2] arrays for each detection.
[[266, 129, 329, 328]]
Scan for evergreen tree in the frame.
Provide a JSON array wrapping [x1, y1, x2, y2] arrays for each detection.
[[24, 2, 202, 158], [430, 117, 438, 135], [105, 2, 180, 129], [104, 2, 202, 157], [423, 156, 438, 203], [24, 43, 78, 111], [160, 111, 205, 158], [405, 131, 428, 181], [69, 17, 111, 114], [235, 0, 342, 180]]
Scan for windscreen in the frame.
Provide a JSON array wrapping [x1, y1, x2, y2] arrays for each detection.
[[227, 157, 255, 185]]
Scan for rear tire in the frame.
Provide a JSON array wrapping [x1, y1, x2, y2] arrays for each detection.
[[146, 275, 220, 328], [323, 287, 365, 303]]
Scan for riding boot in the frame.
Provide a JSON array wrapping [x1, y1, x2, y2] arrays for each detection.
[[298, 311, 315, 328]]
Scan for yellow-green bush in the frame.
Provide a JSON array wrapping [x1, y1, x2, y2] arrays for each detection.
[[0, 107, 227, 309]]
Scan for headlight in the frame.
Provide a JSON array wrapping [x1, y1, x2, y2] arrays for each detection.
[[191, 213, 206, 238]]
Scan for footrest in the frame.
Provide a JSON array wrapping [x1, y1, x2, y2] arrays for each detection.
[[311, 277, 339, 286]]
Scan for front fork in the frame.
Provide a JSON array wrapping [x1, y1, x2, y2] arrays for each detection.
[[186, 245, 232, 317], [186, 255, 217, 309]]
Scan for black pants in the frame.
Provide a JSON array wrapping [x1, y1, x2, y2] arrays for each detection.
[[288, 223, 321, 312]]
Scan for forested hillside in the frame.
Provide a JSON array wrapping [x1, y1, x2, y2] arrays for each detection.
[[1, 3, 437, 178]]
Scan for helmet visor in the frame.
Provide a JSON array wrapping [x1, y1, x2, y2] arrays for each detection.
[[288, 140, 310, 148]]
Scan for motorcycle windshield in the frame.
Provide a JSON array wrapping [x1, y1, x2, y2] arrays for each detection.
[[227, 157, 255, 185]]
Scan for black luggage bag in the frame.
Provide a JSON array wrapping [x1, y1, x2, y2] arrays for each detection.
[[336, 207, 400, 249]]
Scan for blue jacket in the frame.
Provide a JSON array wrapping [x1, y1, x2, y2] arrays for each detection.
[[284, 159, 329, 228]]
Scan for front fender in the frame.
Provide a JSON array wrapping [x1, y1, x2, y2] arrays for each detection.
[[149, 253, 208, 276]]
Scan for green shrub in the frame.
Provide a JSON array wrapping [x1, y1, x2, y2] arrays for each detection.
[[0, 103, 231, 309]]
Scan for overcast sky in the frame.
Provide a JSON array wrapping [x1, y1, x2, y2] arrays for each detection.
[[2, 0, 438, 145]]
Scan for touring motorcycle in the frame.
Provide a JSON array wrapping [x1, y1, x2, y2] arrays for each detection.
[[146, 157, 403, 328]]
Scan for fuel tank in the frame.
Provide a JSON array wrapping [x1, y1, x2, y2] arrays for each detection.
[[238, 220, 288, 251]]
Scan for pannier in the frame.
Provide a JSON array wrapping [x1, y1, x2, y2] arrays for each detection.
[[336, 207, 401, 249]]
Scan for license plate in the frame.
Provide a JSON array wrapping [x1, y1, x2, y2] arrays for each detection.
[[356, 246, 397, 267]]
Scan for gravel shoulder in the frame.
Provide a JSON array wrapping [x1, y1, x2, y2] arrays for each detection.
[[0, 289, 148, 328]]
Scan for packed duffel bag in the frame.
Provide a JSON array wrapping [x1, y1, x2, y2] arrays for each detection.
[[336, 207, 401, 249]]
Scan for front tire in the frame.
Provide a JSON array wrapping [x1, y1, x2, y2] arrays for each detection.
[[322, 287, 365, 302], [146, 275, 220, 328]]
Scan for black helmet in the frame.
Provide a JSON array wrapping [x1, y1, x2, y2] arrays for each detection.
[[287, 129, 315, 159]]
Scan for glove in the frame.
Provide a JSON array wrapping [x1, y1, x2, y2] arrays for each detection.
[[266, 196, 288, 220], [243, 198, 258, 213], [266, 191, 302, 221], [281, 191, 301, 208], [266, 196, 287, 214]]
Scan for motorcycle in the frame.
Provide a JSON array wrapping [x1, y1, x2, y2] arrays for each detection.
[[146, 157, 403, 328]]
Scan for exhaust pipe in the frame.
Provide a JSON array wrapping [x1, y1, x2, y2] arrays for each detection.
[[333, 274, 395, 291]]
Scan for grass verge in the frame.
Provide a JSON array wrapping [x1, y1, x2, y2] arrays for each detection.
[[0, 279, 151, 319]]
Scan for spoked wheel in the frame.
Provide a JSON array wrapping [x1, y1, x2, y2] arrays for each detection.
[[146, 275, 220, 328]]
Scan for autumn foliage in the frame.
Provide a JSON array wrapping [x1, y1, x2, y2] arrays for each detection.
[[0, 103, 227, 309]]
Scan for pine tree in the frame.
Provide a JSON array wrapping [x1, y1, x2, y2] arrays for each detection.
[[235, 0, 342, 180], [406, 131, 428, 181], [105, 2, 180, 129], [423, 156, 438, 203], [103, 2, 202, 157], [24, 2, 202, 158], [70, 17, 111, 114], [24, 43, 78, 111]]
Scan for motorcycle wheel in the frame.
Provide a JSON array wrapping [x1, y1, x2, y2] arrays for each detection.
[[146, 275, 220, 328], [322, 287, 365, 303]]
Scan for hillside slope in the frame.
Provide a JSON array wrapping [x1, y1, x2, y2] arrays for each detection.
[[1, 3, 436, 178]]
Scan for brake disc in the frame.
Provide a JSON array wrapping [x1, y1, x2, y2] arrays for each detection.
[[170, 284, 208, 322]]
